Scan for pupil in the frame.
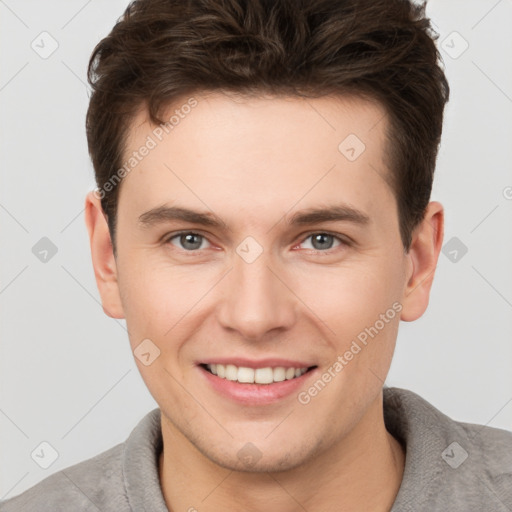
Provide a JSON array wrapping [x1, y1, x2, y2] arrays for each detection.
[[182, 233, 201, 250], [313, 233, 332, 250]]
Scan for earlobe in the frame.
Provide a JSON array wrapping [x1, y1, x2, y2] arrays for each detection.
[[400, 201, 444, 322], [84, 191, 125, 319]]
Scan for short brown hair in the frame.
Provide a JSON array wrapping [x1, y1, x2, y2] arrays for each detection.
[[86, 0, 449, 252]]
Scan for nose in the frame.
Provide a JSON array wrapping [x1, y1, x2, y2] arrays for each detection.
[[216, 247, 297, 341]]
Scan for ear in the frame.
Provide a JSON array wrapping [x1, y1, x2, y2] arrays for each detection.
[[84, 191, 125, 319], [400, 201, 444, 322]]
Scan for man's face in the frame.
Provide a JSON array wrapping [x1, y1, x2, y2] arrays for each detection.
[[108, 93, 413, 471]]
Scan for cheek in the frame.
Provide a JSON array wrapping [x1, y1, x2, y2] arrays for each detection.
[[291, 253, 405, 387], [115, 256, 171, 343], [116, 263, 193, 395], [116, 253, 214, 350], [295, 259, 403, 411], [295, 256, 404, 330]]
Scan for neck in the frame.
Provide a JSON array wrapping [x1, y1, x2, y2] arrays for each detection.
[[158, 392, 405, 512]]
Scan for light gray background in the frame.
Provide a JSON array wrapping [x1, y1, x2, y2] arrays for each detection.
[[1, 0, 511, 499]]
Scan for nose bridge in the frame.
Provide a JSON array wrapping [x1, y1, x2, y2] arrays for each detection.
[[217, 242, 295, 339]]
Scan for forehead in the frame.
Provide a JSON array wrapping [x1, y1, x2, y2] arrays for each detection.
[[120, 92, 394, 227]]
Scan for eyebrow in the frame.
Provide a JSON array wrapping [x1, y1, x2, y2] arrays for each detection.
[[138, 204, 370, 229]]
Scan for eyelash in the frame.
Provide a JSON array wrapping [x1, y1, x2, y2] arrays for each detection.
[[163, 230, 351, 255]]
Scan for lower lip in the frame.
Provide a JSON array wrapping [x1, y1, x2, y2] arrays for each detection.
[[198, 365, 317, 405]]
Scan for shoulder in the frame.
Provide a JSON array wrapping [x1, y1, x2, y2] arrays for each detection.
[[386, 386, 512, 465], [0, 408, 163, 512], [454, 416, 512, 500], [0, 442, 131, 512], [385, 387, 512, 511]]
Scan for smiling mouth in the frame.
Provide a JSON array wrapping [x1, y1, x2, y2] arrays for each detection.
[[200, 363, 317, 384]]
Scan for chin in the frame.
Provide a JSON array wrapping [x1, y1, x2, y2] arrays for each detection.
[[215, 451, 309, 474], [198, 435, 323, 475]]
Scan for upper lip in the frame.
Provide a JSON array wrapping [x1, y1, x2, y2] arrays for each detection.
[[199, 358, 316, 369]]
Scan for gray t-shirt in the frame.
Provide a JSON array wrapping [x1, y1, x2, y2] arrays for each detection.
[[1, 387, 511, 511]]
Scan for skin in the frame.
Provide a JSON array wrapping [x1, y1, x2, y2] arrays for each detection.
[[85, 91, 443, 512]]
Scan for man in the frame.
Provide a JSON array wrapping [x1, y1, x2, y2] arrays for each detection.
[[2, 0, 511, 510]]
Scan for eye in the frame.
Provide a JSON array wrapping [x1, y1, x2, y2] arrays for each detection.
[[298, 232, 346, 252], [166, 231, 211, 251], [164, 231, 349, 254]]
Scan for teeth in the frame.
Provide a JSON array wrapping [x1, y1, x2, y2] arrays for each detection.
[[205, 364, 309, 384], [238, 367, 255, 383], [273, 367, 286, 382], [255, 367, 273, 384], [225, 364, 238, 381]]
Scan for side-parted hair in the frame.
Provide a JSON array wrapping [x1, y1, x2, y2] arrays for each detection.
[[86, 0, 449, 252]]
